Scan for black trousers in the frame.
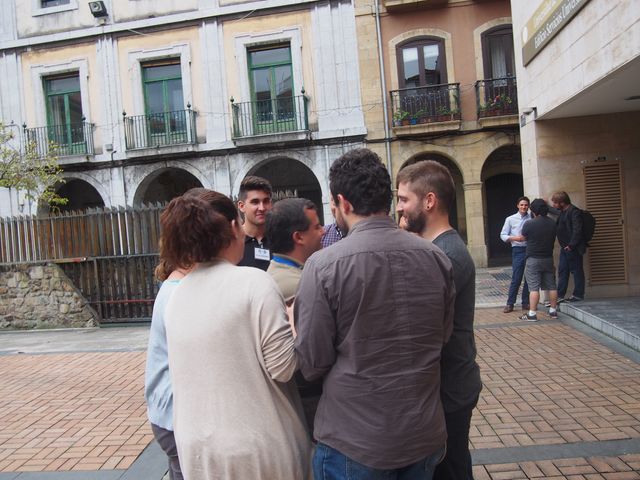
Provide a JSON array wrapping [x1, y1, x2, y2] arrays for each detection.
[[433, 405, 475, 480], [151, 423, 183, 480]]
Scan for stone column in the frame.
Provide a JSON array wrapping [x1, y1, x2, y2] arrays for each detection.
[[463, 182, 488, 267]]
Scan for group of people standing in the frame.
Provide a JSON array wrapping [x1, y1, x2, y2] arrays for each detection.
[[501, 192, 588, 322], [145, 148, 482, 480]]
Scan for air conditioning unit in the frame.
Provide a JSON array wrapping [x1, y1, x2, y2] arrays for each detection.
[[88, 1, 108, 17]]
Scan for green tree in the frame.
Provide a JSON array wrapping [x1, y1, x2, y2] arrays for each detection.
[[0, 122, 67, 209]]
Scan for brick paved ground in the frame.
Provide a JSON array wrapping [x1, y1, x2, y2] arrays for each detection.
[[0, 351, 152, 473], [0, 306, 638, 478], [472, 307, 640, 479]]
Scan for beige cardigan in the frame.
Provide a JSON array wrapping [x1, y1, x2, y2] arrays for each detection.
[[165, 260, 312, 479]]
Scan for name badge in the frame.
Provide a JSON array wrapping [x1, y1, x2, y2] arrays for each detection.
[[255, 247, 271, 261]]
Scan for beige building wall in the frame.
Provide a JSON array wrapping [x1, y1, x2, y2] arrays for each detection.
[[512, 0, 640, 297], [354, 0, 519, 267], [20, 42, 103, 150], [222, 12, 316, 126], [117, 26, 205, 142]]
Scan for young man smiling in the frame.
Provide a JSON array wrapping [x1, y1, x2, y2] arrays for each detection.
[[237, 176, 273, 270]]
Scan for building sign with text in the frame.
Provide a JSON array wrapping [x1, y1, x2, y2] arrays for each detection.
[[521, 0, 592, 66]]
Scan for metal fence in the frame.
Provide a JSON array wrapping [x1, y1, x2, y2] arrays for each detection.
[[475, 77, 518, 118], [390, 83, 461, 126], [123, 108, 197, 150], [23, 121, 95, 157], [231, 95, 309, 138]]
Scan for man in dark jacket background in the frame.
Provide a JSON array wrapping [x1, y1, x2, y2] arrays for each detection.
[[551, 191, 585, 302]]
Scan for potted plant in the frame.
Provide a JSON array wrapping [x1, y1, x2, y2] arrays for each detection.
[[393, 110, 410, 126], [435, 105, 452, 122]]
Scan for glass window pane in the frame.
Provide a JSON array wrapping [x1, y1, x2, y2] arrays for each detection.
[[47, 95, 67, 125], [68, 92, 83, 124], [252, 70, 273, 122], [145, 82, 165, 114], [423, 44, 441, 85], [274, 65, 293, 98], [47, 76, 80, 94], [42, 0, 70, 7], [250, 47, 290, 66], [143, 64, 181, 81], [166, 79, 184, 111], [402, 47, 419, 87]]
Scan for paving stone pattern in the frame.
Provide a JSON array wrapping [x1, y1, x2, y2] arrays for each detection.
[[0, 351, 152, 473], [0, 306, 639, 478]]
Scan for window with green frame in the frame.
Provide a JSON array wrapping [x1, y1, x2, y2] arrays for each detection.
[[142, 61, 186, 141], [248, 45, 295, 133], [44, 73, 85, 152]]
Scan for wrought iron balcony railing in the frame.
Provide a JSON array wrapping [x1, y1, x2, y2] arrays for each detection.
[[390, 83, 461, 127], [23, 121, 95, 157], [475, 77, 518, 118], [123, 107, 197, 150], [231, 94, 309, 139]]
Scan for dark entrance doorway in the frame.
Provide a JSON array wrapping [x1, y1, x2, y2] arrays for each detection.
[[54, 179, 105, 212], [482, 145, 524, 266], [251, 158, 324, 223], [400, 154, 466, 242], [485, 173, 524, 264], [135, 168, 203, 205]]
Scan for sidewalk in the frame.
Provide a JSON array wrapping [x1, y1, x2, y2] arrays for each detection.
[[0, 268, 638, 479]]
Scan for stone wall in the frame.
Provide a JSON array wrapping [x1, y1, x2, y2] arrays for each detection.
[[0, 264, 98, 329]]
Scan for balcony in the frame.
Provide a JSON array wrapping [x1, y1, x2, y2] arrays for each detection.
[[390, 83, 461, 136], [23, 121, 95, 158], [476, 77, 519, 128], [123, 107, 197, 150], [231, 94, 310, 146]]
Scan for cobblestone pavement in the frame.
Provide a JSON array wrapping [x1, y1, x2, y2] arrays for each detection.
[[0, 289, 639, 477]]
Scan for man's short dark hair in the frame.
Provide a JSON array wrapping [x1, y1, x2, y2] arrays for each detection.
[[551, 191, 571, 205], [530, 198, 549, 216], [329, 148, 392, 216], [518, 196, 530, 204], [239, 175, 272, 201], [266, 198, 317, 254], [396, 160, 455, 213]]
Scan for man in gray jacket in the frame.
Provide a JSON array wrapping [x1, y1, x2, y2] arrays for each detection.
[[295, 148, 454, 480]]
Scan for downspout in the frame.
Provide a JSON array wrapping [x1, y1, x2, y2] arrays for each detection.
[[373, 0, 395, 210]]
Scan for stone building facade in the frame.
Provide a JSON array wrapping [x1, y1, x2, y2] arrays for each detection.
[[511, 0, 640, 298], [354, 0, 523, 267], [0, 0, 366, 223]]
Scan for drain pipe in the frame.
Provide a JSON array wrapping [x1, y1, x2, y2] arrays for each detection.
[[373, 0, 395, 207]]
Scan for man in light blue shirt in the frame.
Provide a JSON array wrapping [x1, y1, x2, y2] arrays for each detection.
[[500, 196, 532, 313]]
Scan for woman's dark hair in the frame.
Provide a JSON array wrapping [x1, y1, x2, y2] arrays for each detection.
[[159, 189, 238, 269], [329, 148, 392, 215]]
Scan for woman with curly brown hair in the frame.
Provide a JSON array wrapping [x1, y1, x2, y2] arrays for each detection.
[[160, 189, 311, 480]]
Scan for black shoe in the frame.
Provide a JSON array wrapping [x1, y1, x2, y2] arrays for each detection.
[[567, 296, 583, 302], [503, 305, 514, 313], [556, 298, 566, 304], [520, 312, 538, 322], [549, 309, 558, 319]]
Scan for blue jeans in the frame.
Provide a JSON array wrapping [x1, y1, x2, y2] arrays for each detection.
[[313, 443, 445, 480], [507, 246, 529, 306], [557, 248, 585, 299]]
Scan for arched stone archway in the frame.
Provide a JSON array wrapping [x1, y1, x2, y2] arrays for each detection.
[[400, 153, 467, 242], [481, 145, 524, 265], [54, 179, 105, 212], [134, 168, 203, 206], [249, 157, 324, 223]]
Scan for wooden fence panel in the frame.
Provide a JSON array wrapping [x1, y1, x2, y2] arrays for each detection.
[[0, 203, 165, 264]]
